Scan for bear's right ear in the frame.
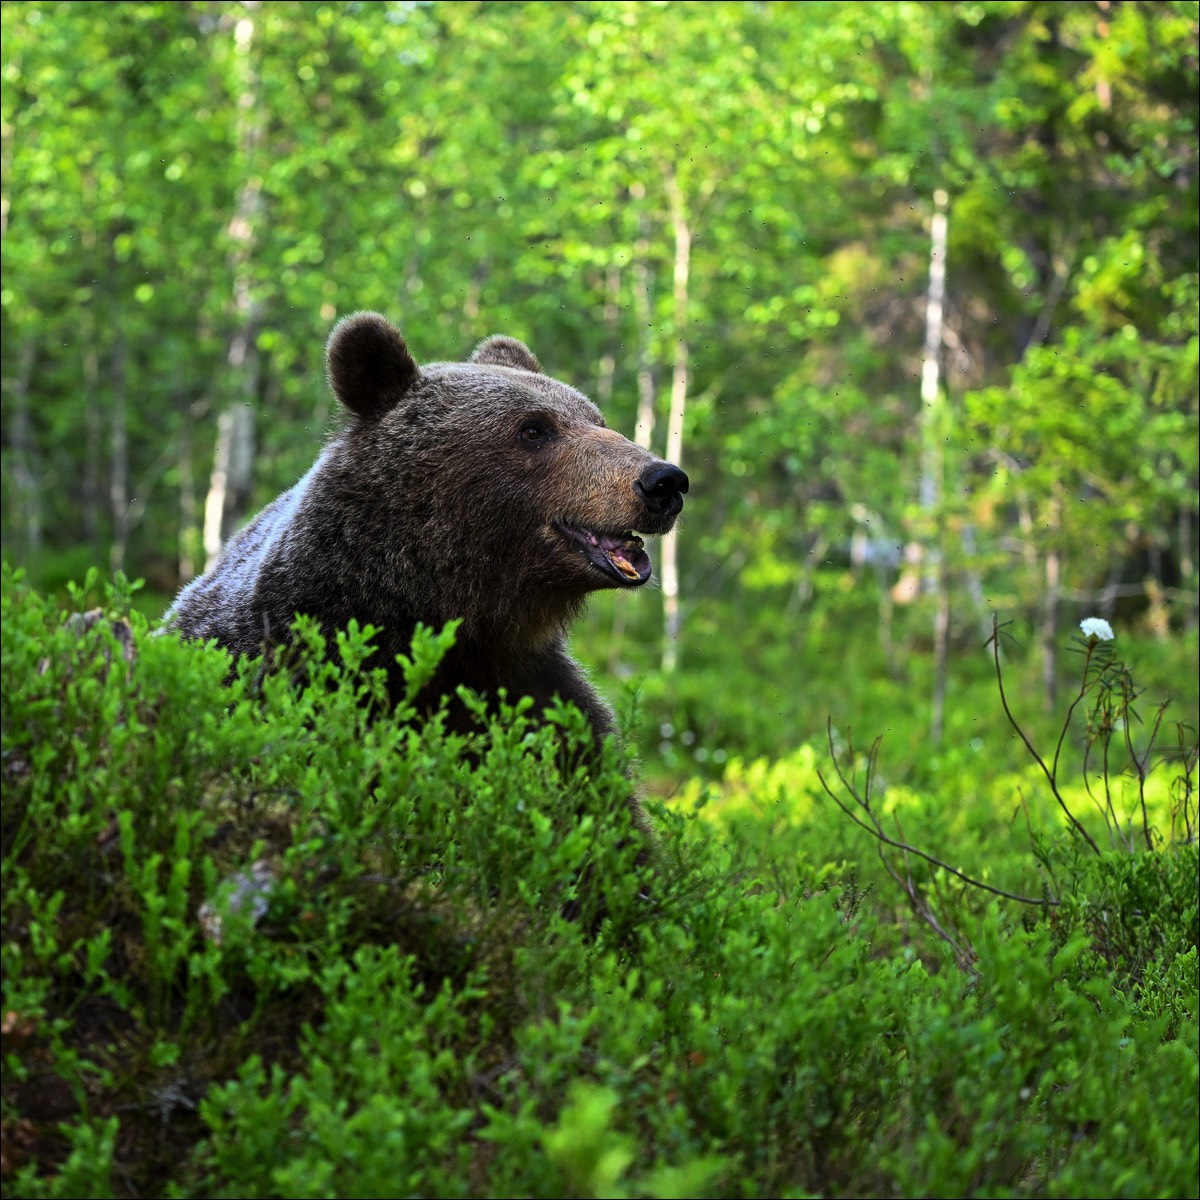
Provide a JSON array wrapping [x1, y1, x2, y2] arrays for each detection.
[[471, 335, 542, 374], [326, 312, 420, 420]]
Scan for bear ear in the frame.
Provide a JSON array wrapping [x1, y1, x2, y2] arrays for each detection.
[[326, 312, 420, 420], [471, 335, 542, 374]]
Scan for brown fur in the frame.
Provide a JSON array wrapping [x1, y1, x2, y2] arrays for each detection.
[[165, 312, 688, 758]]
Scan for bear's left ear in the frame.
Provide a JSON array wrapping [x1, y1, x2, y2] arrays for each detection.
[[326, 312, 420, 420], [471, 335, 542, 374]]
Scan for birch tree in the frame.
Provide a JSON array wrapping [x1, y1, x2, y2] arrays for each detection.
[[920, 188, 950, 743], [202, 0, 264, 571], [660, 166, 692, 673]]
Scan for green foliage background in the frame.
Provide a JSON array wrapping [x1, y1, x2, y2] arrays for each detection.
[[2, 2, 1198, 1195], [3, 0, 1196, 641]]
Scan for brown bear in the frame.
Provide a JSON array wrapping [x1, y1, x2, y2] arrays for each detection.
[[165, 311, 688, 761]]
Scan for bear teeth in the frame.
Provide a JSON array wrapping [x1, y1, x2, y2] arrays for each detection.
[[581, 528, 638, 548], [557, 522, 652, 587]]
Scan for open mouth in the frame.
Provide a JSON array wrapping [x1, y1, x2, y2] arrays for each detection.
[[557, 522, 653, 586]]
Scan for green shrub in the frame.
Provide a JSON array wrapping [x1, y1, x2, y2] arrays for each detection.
[[2, 565, 1197, 1198]]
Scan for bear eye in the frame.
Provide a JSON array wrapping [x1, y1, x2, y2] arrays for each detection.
[[520, 420, 552, 447]]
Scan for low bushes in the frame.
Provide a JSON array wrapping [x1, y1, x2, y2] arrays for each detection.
[[2, 566, 1196, 1198]]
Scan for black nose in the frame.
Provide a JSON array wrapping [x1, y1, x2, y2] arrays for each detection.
[[635, 461, 689, 517]]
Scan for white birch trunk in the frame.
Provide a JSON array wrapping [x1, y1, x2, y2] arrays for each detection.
[[202, 1, 263, 571], [921, 189, 950, 743], [1042, 498, 1062, 712], [631, 196, 657, 453], [661, 168, 691, 674], [610, 193, 658, 674], [919, 188, 948, 516]]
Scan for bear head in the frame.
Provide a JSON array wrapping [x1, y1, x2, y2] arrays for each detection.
[[322, 312, 689, 647]]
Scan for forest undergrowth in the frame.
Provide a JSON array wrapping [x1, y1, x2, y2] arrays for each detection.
[[2, 565, 1197, 1199]]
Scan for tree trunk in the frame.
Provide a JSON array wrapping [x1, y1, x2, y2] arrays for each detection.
[[202, 0, 264, 571], [931, 557, 951, 746], [178, 423, 198, 585], [1041, 498, 1063, 711], [595, 262, 620, 408], [1179, 507, 1198, 634], [80, 309, 104, 550], [879, 583, 897, 680], [5, 334, 42, 570], [920, 189, 950, 741], [610, 192, 658, 675], [600, 260, 627, 677], [109, 326, 130, 575], [661, 166, 691, 675], [918, 189, 948, 520], [1042, 550, 1061, 711], [630, 184, 657, 453], [203, 396, 256, 571]]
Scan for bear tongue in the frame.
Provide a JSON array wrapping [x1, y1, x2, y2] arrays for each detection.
[[562, 523, 652, 585], [596, 532, 650, 583]]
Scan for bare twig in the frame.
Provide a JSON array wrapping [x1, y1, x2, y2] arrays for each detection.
[[1130, 698, 1168, 851], [987, 616, 1100, 854], [818, 720, 1056, 909], [889, 837, 978, 974]]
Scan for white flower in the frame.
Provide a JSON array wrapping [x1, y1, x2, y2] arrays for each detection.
[[1079, 617, 1115, 641]]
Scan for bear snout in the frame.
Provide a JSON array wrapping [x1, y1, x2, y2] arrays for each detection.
[[635, 461, 689, 519]]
